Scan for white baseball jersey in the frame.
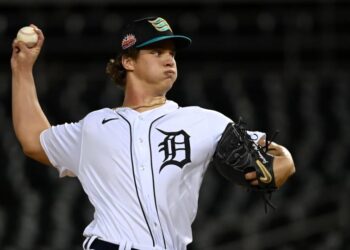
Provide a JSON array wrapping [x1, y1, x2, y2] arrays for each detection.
[[40, 100, 264, 250]]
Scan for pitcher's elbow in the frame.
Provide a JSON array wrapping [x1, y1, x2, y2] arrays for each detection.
[[22, 144, 37, 158], [20, 138, 41, 158], [288, 158, 296, 177]]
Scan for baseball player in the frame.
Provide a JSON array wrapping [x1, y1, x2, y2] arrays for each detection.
[[11, 17, 295, 250]]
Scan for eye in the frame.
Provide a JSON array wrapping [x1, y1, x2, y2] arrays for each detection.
[[151, 49, 161, 56]]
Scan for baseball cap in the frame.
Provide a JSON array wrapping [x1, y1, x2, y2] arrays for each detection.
[[120, 17, 192, 51]]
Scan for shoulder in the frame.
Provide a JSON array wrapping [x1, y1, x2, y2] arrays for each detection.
[[42, 108, 115, 141], [175, 106, 233, 146], [172, 105, 233, 137], [178, 105, 232, 123], [83, 108, 115, 122], [76, 108, 117, 132]]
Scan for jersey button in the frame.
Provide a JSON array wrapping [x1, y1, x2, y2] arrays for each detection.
[[139, 138, 143, 143]]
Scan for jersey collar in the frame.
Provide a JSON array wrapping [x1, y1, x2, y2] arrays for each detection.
[[114, 100, 179, 119]]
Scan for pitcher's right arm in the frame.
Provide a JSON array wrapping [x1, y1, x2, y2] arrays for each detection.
[[11, 25, 51, 166]]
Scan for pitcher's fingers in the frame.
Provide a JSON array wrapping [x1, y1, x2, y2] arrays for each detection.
[[245, 171, 257, 181], [12, 39, 29, 53], [12, 39, 19, 53], [30, 24, 45, 47], [250, 180, 259, 186], [12, 38, 21, 49], [30, 24, 38, 29]]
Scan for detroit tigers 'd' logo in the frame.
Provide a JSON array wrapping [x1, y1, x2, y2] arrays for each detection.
[[157, 129, 191, 173]]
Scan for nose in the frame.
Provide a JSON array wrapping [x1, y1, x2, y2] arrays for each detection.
[[164, 52, 175, 67]]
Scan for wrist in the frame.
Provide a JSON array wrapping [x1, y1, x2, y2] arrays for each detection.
[[12, 66, 33, 76], [12, 69, 34, 84]]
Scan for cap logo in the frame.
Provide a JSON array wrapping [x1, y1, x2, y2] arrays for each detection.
[[148, 17, 173, 32], [122, 34, 137, 49]]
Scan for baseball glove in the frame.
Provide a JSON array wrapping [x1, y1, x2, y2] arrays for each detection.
[[212, 118, 278, 211]]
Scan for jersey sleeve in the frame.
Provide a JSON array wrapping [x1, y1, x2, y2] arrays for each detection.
[[40, 120, 83, 177], [204, 109, 233, 149], [205, 110, 266, 148]]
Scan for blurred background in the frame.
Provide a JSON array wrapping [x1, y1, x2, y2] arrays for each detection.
[[1, 0, 349, 249]]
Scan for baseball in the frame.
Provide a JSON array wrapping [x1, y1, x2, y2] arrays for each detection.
[[16, 26, 38, 48]]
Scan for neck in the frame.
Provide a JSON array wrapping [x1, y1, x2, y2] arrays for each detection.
[[122, 96, 167, 111], [121, 84, 167, 112]]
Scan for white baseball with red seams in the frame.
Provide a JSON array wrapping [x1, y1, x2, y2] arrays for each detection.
[[16, 26, 38, 47]]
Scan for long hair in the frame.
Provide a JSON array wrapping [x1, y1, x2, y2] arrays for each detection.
[[106, 48, 139, 87]]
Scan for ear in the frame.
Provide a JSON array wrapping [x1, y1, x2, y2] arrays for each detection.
[[122, 55, 135, 71]]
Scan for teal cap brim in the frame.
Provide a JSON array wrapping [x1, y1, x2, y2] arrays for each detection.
[[136, 35, 192, 49]]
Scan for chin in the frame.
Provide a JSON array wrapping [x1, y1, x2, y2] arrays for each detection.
[[158, 79, 175, 94], [166, 78, 176, 88]]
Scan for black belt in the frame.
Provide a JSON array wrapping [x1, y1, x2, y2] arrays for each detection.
[[90, 238, 139, 250]]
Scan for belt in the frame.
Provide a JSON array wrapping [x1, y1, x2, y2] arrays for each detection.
[[90, 238, 139, 250]]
